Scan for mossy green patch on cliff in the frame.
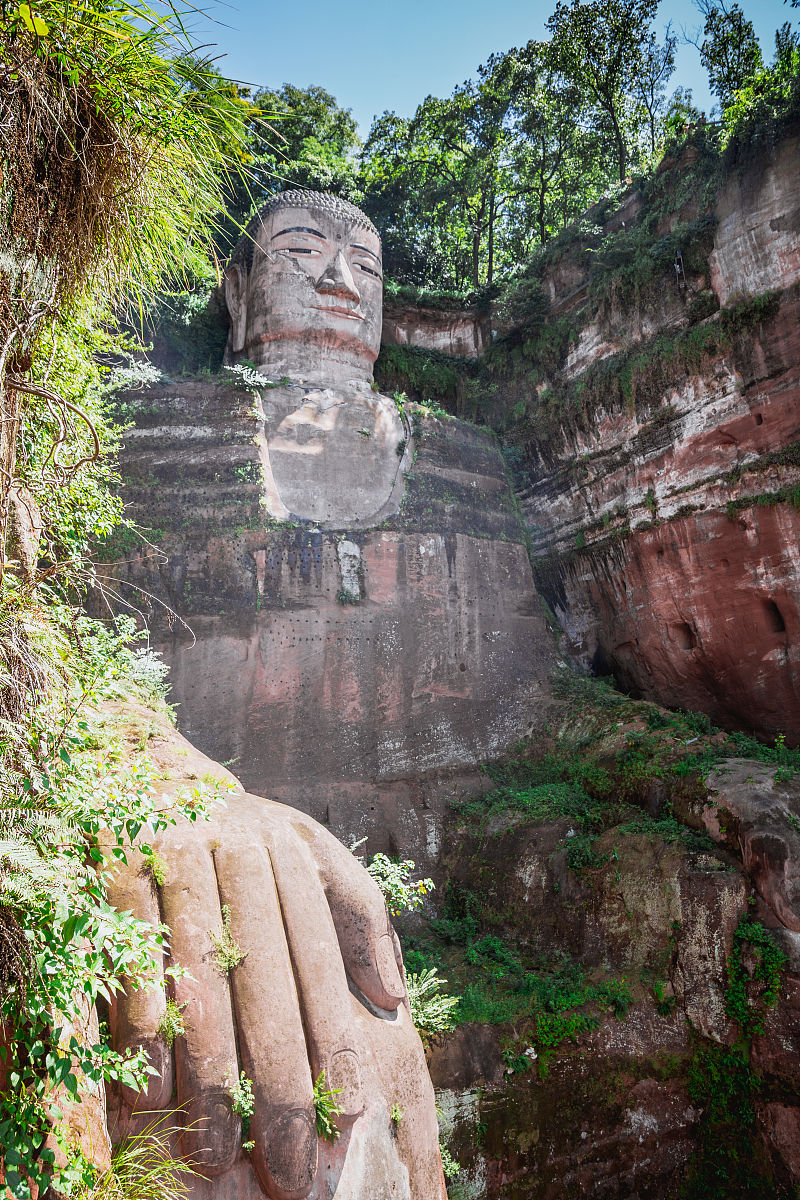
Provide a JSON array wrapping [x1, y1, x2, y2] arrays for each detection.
[[684, 1040, 774, 1200], [679, 918, 789, 1196], [725, 916, 787, 1039], [726, 483, 800, 520], [508, 288, 783, 465], [374, 343, 478, 411]]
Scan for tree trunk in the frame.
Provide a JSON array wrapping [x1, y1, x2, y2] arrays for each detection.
[[472, 192, 487, 291], [611, 111, 627, 183], [487, 191, 496, 285]]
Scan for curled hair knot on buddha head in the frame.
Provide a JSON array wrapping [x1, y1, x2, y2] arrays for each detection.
[[228, 191, 379, 274]]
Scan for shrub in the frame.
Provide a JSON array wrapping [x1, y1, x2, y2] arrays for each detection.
[[313, 1070, 343, 1142], [407, 968, 460, 1039], [157, 999, 187, 1049], [209, 904, 247, 973]]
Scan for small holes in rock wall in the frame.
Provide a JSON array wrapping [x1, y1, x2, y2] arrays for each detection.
[[753, 413, 763, 426], [764, 599, 786, 635], [459, 663, 467, 672], [673, 622, 696, 650]]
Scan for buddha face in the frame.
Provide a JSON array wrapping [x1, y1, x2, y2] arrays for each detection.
[[225, 199, 383, 385]]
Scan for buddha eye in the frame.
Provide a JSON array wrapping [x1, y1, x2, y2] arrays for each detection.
[[286, 247, 319, 255], [356, 263, 381, 279]]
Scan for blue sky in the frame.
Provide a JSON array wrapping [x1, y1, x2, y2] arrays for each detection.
[[195, 0, 796, 136]]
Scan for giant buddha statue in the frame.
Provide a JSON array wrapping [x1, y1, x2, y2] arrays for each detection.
[[223, 192, 406, 528], [106, 189, 554, 1194]]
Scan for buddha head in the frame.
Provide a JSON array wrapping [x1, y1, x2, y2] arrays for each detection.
[[224, 191, 383, 387]]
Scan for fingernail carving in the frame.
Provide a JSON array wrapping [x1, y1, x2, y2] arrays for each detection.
[[264, 1108, 317, 1199], [376, 933, 405, 1002], [181, 1091, 241, 1176], [327, 1048, 363, 1118]]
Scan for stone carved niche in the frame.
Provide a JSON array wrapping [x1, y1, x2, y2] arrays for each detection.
[[224, 192, 407, 528]]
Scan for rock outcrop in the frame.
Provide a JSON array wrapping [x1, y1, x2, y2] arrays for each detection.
[[383, 299, 487, 358], [411, 689, 800, 1198], [506, 130, 800, 741]]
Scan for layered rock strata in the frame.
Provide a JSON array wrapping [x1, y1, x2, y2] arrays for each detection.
[[382, 299, 488, 358], [511, 132, 800, 740]]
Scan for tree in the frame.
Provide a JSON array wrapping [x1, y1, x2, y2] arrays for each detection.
[[635, 24, 678, 153], [360, 111, 460, 286], [361, 51, 535, 290], [773, 21, 800, 75], [546, 0, 659, 182], [508, 41, 606, 246], [215, 84, 362, 260], [252, 83, 361, 196], [694, 0, 763, 108]]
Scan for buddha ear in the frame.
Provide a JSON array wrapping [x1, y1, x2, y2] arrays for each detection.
[[224, 263, 248, 353]]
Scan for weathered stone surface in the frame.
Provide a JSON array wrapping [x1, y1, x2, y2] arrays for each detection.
[[710, 134, 800, 304], [103, 387, 555, 857], [437, 1050, 698, 1200], [705, 761, 800, 930], [515, 132, 800, 740], [761, 1102, 800, 1194], [383, 300, 487, 358], [426, 1024, 504, 1090]]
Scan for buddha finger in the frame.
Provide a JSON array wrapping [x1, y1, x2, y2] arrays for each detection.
[[267, 823, 365, 1127], [214, 833, 318, 1200], [106, 846, 173, 1123], [280, 809, 406, 1011], [158, 832, 241, 1176]]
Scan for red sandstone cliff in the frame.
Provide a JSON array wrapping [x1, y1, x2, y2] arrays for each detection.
[[509, 129, 800, 741]]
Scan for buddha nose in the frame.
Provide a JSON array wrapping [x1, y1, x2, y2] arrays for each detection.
[[315, 250, 360, 304]]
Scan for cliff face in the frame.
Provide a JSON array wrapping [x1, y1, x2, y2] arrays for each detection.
[[413, 685, 800, 1200], [511, 131, 800, 741], [103, 384, 555, 861], [383, 299, 487, 358]]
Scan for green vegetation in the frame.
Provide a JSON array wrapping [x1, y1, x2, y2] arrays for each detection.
[[313, 1070, 343, 1143], [406, 968, 460, 1041], [681, 916, 787, 1197], [363, 851, 434, 916], [725, 917, 787, 1038], [684, 1043, 773, 1199], [157, 999, 187, 1049], [209, 904, 248, 973], [144, 849, 168, 889], [0, 626, 211, 1197], [375, 344, 477, 413], [227, 1070, 255, 1150], [0, 2, 255, 1187], [399, 670, 798, 1090], [439, 1142, 462, 1181], [77, 1116, 199, 1200]]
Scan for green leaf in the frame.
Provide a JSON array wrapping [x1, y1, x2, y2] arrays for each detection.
[[18, 3, 49, 36]]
